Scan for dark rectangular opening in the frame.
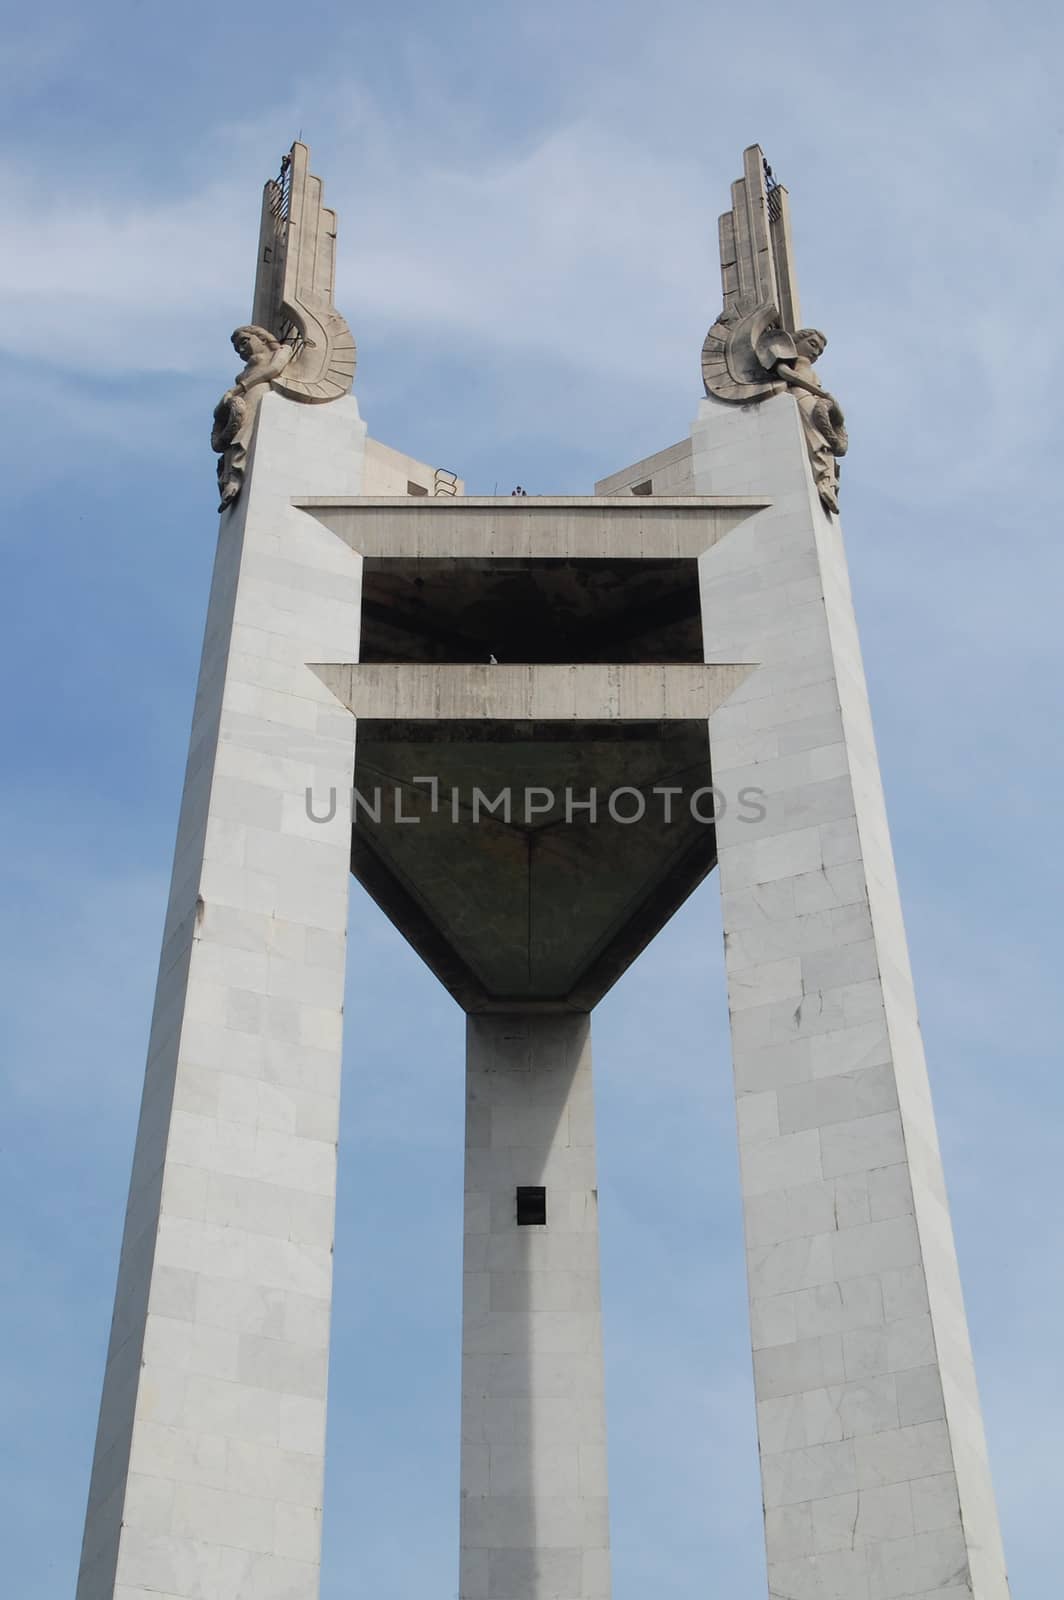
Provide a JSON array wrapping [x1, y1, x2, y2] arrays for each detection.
[[359, 557, 704, 665], [516, 1186, 547, 1226]]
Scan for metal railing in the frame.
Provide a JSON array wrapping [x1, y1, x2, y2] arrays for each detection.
[[763, 156, 783, 223], [271, 152, 294, 221]]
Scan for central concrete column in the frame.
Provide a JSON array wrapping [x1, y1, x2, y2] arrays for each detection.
[[460, 1014, 611, 1600]]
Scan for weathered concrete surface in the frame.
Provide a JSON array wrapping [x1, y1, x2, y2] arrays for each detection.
[[360, 436, 464, 496], [347, 719, 716, 1010], [594, 438, 694, 498], [298, 495, 765, 560], [312, 661, 753, 721], [300, 500, 766, 1017]]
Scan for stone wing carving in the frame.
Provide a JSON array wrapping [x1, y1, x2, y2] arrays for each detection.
[[701, 147, 801, 405], [213, 142, 357, 510], [252, 142, 357, 402], [701, 300, 791, 403], [701, 147, 848, 514], [274, 301, 357, 403]]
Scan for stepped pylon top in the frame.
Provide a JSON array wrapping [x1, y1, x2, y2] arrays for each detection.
[[702, 144, 848, 513], [211, 141, 357, 511]]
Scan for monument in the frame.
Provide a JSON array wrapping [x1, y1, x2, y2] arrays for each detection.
[[76, 142, 1012, 1600]]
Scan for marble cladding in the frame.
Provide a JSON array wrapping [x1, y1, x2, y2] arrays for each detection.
[[76, 393, 367, 1600], [694, 391, 1010, 1600], [461, 1015, 611, 1600]]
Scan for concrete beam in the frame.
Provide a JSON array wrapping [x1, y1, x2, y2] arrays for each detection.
[[311, 661, 755, 722], [296, 495, 767, 560]]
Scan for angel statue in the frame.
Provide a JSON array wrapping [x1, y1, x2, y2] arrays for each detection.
[[208, 144, 359, 511], [210, 325, 294, 512], [773, 328, 848, 514], [702, 306, 848, 514]]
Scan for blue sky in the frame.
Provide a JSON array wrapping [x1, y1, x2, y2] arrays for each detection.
[[1, 1, 1062, 1595]]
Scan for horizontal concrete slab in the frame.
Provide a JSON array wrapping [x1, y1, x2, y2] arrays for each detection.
[[296, 495, 768, 560], [311, 661, 756, 721]]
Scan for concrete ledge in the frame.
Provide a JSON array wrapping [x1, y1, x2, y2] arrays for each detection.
[[296, 496, 769, 559], [311, 661, 756, 721]]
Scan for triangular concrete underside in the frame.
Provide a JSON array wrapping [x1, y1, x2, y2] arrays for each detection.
[[351, 720, 717, 1012]]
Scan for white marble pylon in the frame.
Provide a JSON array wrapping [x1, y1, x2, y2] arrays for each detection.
[[76, 393, 367, 1600], [461, 1014, 611, 1600], [74, 294, 1013, 1600], [695, 391, 1011, 1600]]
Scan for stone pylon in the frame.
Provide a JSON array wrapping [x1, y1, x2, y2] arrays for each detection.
[[76, 142, 1011, 1600]]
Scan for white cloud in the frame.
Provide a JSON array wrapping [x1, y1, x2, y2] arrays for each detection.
[[0, 167, 252, 375], [0, 114, 703, 387]]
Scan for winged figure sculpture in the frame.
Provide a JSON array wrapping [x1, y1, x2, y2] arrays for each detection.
[[701, 148, 847, 513], [212, 142, 357, 511]]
